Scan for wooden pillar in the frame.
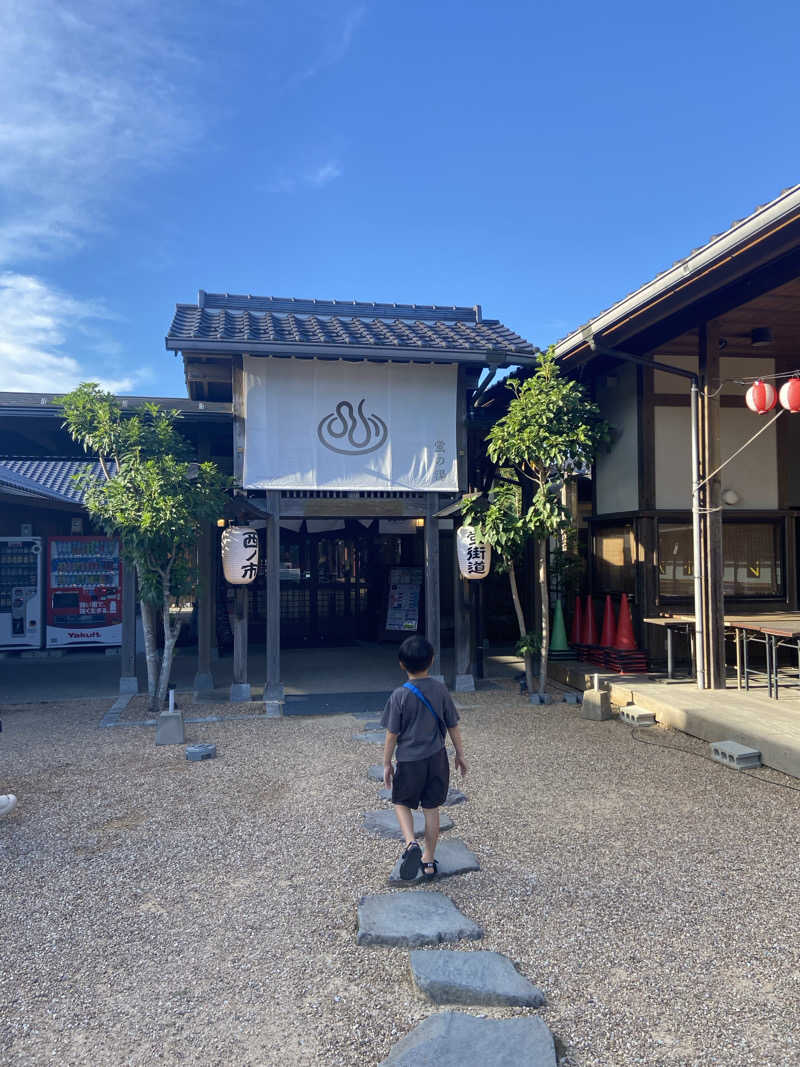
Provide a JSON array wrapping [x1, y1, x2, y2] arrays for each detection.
[[119, 560, 138, 694], [453, 530, 474, 690], [425, 493, 442, 679], [700, 322, 726, 688], [230, 355, 251, 702], [264, 488, 284, 715], [193, 521, 215, 693], [635, 364, 660, 652]]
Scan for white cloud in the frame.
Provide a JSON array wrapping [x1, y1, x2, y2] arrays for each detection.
[[0, 272, 142, 393], [0, 0, 198, 266], [286, 4, 367, 88], [264, 159, 344, 194]]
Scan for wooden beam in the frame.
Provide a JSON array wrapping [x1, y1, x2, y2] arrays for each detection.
[[453, 527, 474, 691], [699, 321, 726, 688], [274, 497, 433, 519], [264, 488, 283, 713], [229, 355, 250, 701], [424, 494, 442, 678]]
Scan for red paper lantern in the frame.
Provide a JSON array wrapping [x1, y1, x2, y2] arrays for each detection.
[[745, 380, 777, 414], [779, 378, 800, 413]]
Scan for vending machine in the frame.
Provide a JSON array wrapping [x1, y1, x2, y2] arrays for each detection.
[[0, 537, 43, 649], [46, 536, 122, 647]]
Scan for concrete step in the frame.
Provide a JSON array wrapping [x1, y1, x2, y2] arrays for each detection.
[[357, 892, 482, 948], [379, 1012, 556, 1066], [388, 839, 479, 886], [409, 949, 544, 1007], [363, 809, 454, 840]]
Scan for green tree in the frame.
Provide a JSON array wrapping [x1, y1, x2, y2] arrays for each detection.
[[463, 347, 609, 697], [60, 384, 229, 713]]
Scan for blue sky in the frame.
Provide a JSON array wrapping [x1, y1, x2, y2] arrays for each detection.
[[2, 0, 799, 397]]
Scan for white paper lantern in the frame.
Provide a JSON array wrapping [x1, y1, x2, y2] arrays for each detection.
[[457, 525, 491, 580], [221, 526, 260, 584]]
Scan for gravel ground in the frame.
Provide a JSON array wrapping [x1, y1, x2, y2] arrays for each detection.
[[2, 689, 800, 1066]]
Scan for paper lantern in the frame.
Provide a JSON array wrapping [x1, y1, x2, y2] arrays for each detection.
[[457, 525, 491, 579], [779, 377, 800, 413], [221, 526, 259, 584], [745, 380, 777, 414]]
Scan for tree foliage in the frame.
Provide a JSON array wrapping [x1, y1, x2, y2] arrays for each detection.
[[60, 383, 229, 710], [463, 347, 609, 695]]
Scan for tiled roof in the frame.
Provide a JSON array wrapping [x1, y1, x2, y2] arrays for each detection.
[[166, 293, 535, 357], [0, 459, 107, 505]]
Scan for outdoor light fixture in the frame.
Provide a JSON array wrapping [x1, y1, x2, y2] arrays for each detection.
[[750, 327, 773, 347], [216, 518, 226, 527], [722, 489, 740, 505], [415, 518, 425, 528]]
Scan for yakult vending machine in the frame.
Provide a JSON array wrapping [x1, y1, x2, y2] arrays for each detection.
[[46, 536, 122, 647], [0, 537, 43, 649]]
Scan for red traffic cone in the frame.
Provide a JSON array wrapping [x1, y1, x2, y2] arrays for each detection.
[[600, 594, 617, 647], [615, 593, 637, 650], [582, 595, 598, 646], [569, 596, 583, 646]]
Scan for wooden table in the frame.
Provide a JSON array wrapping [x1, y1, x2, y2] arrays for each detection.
[[646, 613, 800, 697]]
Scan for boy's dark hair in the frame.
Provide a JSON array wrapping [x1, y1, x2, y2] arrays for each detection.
[[398, 635, 435, 673]]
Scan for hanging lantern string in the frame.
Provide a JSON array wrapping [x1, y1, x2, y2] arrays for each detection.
[[701, 370, 800, 398], [694, 408, 784, 494]]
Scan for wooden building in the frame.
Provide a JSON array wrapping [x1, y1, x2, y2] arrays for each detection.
[[166, 293, 535, 709], [553, 185, 800, 686]]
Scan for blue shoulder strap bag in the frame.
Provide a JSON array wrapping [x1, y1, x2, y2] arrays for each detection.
[[403, 681, 447, 739]]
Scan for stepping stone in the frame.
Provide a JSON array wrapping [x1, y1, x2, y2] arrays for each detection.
[[409, 949, 545, 1006], [353, 731, 385, 744], [363, 809, 453, 839], [379, 1012, 556, 1066], [378, 786, 467, 807], [368, 764, 385, 782], [388, 839, 479, 885], [357, 892, 482, 947]]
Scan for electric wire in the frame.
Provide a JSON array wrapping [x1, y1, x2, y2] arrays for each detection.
[[630, 725, 800, 794]]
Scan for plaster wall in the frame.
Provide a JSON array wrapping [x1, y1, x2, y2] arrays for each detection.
[[655, 406, 778, 509], [595, 362, 638, 515]]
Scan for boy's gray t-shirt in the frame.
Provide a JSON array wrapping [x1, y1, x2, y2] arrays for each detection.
[[381, 677, 459, 762]]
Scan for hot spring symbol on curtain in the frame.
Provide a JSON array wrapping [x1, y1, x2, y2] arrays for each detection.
[[317, 399, 388, 455]]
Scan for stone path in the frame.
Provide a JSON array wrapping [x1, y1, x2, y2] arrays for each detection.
[[409, 949, 545, 1007], [357, 891, 483, 947], [388, 839, 479, 885], [378, 785, 467, 807], [379, 1013, 556, 1067], [363, 808, 454, 839], [352, 711, 557, 1062], [353, 730, 385, 744]]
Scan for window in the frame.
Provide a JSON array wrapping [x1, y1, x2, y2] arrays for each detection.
[[658, 520, 783, 599], [592, 524, 635, 594]]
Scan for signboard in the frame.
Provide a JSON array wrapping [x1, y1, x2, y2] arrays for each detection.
[[243, 357, 458, 491], [384, 567, 423, 633]]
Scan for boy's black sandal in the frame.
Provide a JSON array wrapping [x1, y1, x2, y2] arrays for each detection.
[[399, 841, 422, 880], [422, 859, 438, 881]]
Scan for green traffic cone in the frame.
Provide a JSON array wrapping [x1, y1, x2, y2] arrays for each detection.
[[550, 598, 569, 653]]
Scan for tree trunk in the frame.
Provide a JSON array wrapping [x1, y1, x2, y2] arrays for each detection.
[[538, 540, 550, 696], [508, 562, 535, 696], [138, 576, 161, 709], [155, 592, 182, 711]]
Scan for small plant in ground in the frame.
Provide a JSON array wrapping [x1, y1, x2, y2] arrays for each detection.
[[60, 383, 229, 713], [463, 347, 609, 697]]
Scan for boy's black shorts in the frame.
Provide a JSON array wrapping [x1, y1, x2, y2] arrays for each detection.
[[391, 747, 450, 810]]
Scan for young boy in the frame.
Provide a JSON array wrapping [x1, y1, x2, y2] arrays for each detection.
[[381, 635, 467, 881]]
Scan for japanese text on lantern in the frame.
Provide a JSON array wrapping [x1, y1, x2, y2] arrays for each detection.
[[240, 530, 258, 581]]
